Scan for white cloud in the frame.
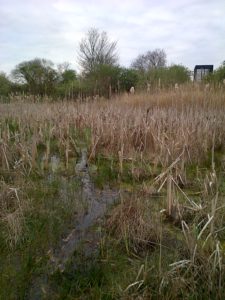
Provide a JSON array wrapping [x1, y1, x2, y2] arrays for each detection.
[[0, 0, 225, 74]]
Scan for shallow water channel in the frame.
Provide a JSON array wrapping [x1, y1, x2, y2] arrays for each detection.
[[28, 150, 119, 299]]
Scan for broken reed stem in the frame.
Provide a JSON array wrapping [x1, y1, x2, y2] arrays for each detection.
[[118, 144, 124, 174], [167, 174, 173, 216]]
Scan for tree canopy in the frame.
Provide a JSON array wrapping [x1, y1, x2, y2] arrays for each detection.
[[4, 27, 223, 100], [78, 28, 118, 74], [131, 49, 167, 72], [0, 72, 11, 96], [11, 58, 58, 95], [119, 68, 139, 92], [205, 61, 225, 84]]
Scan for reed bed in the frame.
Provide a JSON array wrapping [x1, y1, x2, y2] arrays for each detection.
[[1, 87, 225, 168], [1, 86, 225, 298]]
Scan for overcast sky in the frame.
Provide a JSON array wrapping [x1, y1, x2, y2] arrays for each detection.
[[0, 0, 225, 74]]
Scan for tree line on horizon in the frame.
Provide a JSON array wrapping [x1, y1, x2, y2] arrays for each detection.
[[0, 28, 224, 100]]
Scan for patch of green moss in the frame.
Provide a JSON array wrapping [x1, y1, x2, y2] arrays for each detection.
[[48, 240, 148, 299], [92, 155, 118, 188], [92, 155, 157, 189]]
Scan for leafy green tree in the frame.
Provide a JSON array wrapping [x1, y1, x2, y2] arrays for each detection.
[[146, 64, 190, 88], [205, 61, 225, 85], [214, 61, 225, 82], [166, 65, 190, 85], [11, 58, 58, 96], [57, 62, 77, 83], [78, 28, 118, 74], [61, 69, 76, 84], [86, 64, 121, 97], [56, 69, 78, 99], [0, 72, 11, 96], [119, 68, 139, 92]]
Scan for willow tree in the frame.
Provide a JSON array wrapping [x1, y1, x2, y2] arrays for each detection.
[[12, 58, 58, 96]]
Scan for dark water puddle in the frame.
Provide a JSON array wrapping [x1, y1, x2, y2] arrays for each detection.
[[49, 185, 119, 273], [27, 150, 119, 299]]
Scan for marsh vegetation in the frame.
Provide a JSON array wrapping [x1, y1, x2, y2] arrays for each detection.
[[0, 85, 225, 299]]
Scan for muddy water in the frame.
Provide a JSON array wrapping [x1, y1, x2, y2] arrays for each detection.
[[50, 164, 119, 272], [27, 150, 119, 299]]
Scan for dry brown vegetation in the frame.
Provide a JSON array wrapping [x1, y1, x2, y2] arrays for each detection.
[[1, 85, 225, 298], [1, 86, 225, 165], [1, 86, 225, 242]]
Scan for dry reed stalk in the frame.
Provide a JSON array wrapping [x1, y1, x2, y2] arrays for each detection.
[[118, 144, 124, 174], [0, 184, 27, 248], [31, 136, 38, 168], [1, 143, 10, 170], [167, 174, 173, 216], [0, 87, 225, 172], [44, 140, 50, 169]]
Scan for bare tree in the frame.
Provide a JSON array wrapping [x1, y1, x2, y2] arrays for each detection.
[[131, 49, 166, 71], [57, 62, 70, 75], [78, 28, 118, 74], [130, 54, 147, 72]]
